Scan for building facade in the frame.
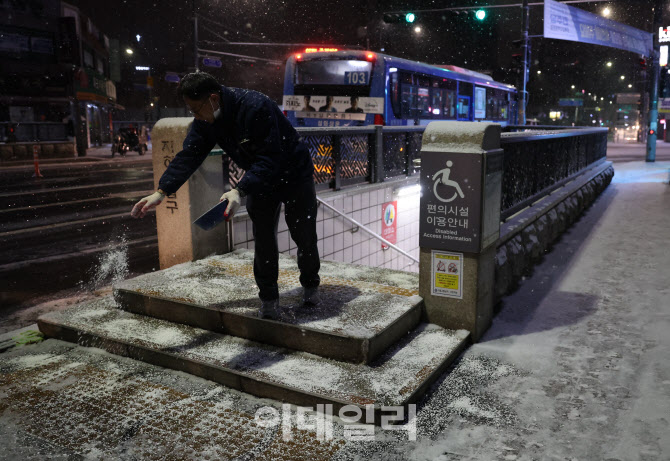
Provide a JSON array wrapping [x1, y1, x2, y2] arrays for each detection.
[[0, 0, 119, 157]]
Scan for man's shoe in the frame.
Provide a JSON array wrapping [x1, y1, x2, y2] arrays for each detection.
[[302, 287, 321, 306], [259, 299, 280, 320]]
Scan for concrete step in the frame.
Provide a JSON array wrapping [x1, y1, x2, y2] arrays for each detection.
[[113, 250, 424, 364], [37, 296, 469, 422]]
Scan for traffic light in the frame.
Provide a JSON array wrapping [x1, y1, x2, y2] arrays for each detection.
[[383, 12, 416, 23], [639, 58, 647, 70], [475, 9, 486, 20]]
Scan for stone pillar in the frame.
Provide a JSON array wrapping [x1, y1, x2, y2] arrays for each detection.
[[151, 117, 232, 269], [418, 122, 503, 342]]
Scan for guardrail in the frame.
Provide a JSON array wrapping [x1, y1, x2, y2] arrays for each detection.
[[499, 127, 608, 220], [222, 126, 423, 191], [221, 124, 608, 219]]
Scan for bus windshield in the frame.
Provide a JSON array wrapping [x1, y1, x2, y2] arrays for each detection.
[[295, 60, 373, 86]]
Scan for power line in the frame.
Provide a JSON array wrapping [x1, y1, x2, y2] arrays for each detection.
[[196, 13, 267, 41], [198, 48, 283, 65], [384, 0, 611, 16], [200, 24, 230, 44]]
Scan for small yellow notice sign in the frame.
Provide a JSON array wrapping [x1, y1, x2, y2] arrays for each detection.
[[431, 250, 463, 299]]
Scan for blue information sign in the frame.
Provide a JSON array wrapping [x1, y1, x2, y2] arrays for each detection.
[[544, 0, 652, 57], [559, 98, 584, 107], [203, 57, 222, 68]]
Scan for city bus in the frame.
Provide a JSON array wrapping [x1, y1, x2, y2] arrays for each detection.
[[282, 49, 517, 127]]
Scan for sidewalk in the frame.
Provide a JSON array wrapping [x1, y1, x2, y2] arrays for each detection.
[[607, 139, 670, 162], [0, 143, 152, 171], [0, 156, 669, 459]]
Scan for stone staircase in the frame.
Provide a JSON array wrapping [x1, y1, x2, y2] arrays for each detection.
[[38, 250, 469, 421]]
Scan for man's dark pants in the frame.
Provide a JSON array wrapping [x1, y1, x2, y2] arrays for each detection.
[[246, 178, 320, 301]]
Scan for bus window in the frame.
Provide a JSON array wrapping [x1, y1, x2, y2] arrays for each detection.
[[416, 75, 431, 117], [399, 72, 430, 119], [486, 89, 510, 121], [390, 71, 400, 117], [430, 82, 456, 119], [457, 96, 471, 120], [400, 72, 416, 119], [417, 87, 430, 117], [458, 81, 473, 98], [432, 78, 457, 119], [295, 60, 373, 85], [457, 82, 473, 120], [431, 88, 444, 117]]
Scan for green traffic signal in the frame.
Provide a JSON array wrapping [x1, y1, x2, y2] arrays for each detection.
[[475, 9, 486, 20], [405, 13, 415, 23]]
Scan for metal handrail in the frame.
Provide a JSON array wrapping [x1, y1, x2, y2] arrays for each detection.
[[317, 197, 419, 264], [501, 127, 608, 142]]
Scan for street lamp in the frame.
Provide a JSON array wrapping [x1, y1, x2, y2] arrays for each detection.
[[537, 70, 541, 74], [620, 75, 625, 80], [571, 85, 575, 89], [414, 26, 421, 33], [125, 48, 133, 55], [628, 84, 633, 88], [607, 61, 613, 67], [602, 7, 611, 17]]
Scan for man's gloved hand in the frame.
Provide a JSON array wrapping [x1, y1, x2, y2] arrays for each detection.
[[131, 191, 165, 218], [219, 188, 241, 221]]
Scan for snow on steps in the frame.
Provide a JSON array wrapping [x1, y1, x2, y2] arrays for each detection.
[[113, 250, 425, 364], [38, 296, 469, 423]]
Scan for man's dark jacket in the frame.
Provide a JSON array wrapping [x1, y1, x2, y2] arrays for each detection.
[[158, 86, 313, 196]]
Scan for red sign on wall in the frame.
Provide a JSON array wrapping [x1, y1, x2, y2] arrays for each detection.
[[381, 200, 398, 248]]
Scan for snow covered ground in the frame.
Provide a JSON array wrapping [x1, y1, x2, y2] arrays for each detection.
[[354, 160, 669, 460], [1, 160, 668, 460]]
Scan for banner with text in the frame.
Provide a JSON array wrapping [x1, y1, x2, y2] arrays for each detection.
[[544, 0, 652, 57], [283, 95, 383, 116]]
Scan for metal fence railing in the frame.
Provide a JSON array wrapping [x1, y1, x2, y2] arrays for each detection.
[[219, 124, 608, 218], [499, 127, 608, 220], [222, 126, 424, 192]]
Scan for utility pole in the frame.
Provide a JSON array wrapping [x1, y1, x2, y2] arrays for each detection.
[[519, 0, 530, 125], [193, 0, 199, 71], [646, 0, 663, 162]]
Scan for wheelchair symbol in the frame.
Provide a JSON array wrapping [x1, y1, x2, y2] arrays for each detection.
[[432, 160, 465, 203]]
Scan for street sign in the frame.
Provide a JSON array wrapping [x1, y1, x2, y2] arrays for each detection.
[[165, 73, 180, 83], [203, 57, 222, 68], [544, 0, 652, 56], [559, 98, 583, 107]]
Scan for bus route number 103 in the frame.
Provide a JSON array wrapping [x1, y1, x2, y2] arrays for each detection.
[[344, 71, 368, 85]]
